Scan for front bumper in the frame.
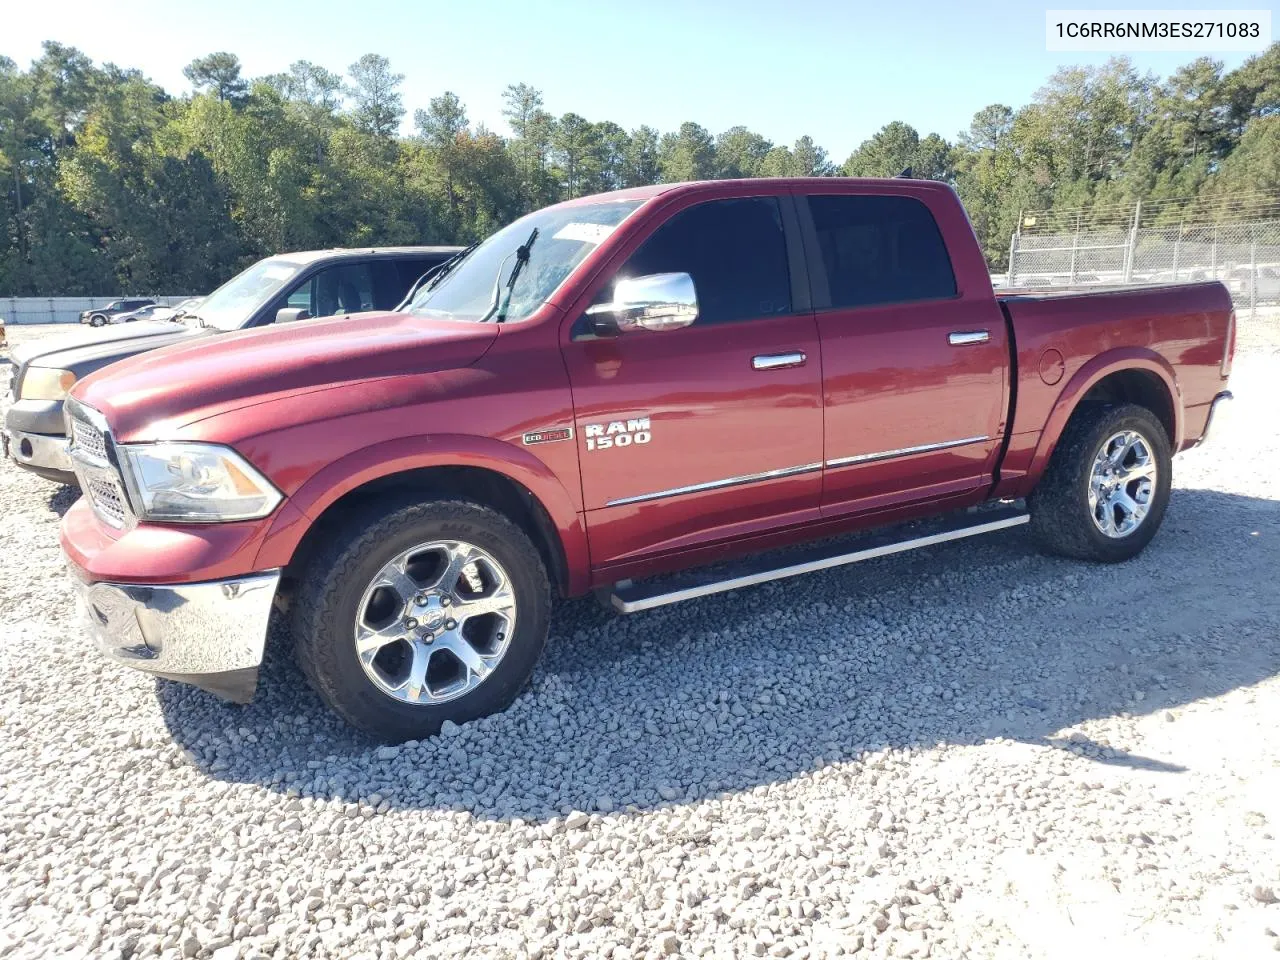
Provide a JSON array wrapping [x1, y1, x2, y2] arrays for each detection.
[[6, 396, 68, 437], [72, 569, 281, 703], [5, 427, 74, 480]]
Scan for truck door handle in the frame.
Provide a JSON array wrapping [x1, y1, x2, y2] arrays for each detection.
[[948, 330, 990, 346], [752, 352, 807, 370]]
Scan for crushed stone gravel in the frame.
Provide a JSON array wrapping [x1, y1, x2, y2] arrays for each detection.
[[1, 320, 1278, 959]]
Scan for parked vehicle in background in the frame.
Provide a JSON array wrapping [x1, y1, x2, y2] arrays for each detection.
[[5, 246, 460, 484], [0, 317, 6, 353], [107, 303, 171, 324], [1225, 266, 1280, 302], [59, 179, 1234, 741], [149, 297, 205, 323], [80, 298, 156, 326]]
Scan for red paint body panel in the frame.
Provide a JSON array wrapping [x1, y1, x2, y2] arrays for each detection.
[[994, 282, 1233, 497], [73, 310, 501, 443], [61, 179, 1234, 598], [62, 496, 305, 585], [563, 312, 824, 565], [808, 181, 1009, 520]]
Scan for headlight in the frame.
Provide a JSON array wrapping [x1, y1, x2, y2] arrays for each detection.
[[119, 442, 282, 522], [20, 367, 77, 401]]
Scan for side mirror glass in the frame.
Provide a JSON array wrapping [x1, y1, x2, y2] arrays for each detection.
[[276, 307, 311, 324], [584, 272, 698, 336]]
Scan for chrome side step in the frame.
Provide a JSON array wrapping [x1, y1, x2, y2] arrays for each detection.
[[608, 505, 1029, 614]]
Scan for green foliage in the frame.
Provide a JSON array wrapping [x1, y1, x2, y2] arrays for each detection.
[[716, 126, 772, 178], [658, 122, 716, 182], [2, 42, 1279, 293], [843, 121, 929, 177], [345, 54, 404, 139], [183, 52, 248, 106], [1213, 115, 1280, 194]]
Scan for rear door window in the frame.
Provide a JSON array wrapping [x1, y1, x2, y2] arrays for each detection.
[[805, 195, 956, 309]]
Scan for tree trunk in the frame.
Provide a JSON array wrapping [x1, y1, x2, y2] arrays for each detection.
[[12, 161, 25, 264]]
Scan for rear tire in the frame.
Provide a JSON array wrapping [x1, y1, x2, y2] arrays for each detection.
[[1029, 402, 1171, 563], [291, 498, 551, 742]]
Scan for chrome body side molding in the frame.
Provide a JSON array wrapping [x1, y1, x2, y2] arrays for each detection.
[[605, 462, 823, 508], [826, 435, 990, 469]]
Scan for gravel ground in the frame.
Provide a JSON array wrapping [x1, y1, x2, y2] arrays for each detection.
[[1, 320, 1279, 960]]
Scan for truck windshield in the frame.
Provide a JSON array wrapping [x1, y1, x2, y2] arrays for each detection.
[[196, 257, 306, 331], [404, 200, 643, 323]]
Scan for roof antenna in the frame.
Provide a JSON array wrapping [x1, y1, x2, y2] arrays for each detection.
[[895, 166, 914, 178]]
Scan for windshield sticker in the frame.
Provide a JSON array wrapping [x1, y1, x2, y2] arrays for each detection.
[[553, 222, 617, 245]]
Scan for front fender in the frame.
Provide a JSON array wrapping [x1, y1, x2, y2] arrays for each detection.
[[252, 433, 590, 595], [1023, 347, 1181, 491]]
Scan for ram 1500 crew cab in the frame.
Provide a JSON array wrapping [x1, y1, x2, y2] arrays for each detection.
[[60, 178, 1235, 741]]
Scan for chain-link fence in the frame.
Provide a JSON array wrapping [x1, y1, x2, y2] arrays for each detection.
[[1003, 213, 1280, 321]]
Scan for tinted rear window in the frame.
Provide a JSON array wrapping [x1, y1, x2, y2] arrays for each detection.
[[807, 195, 956, 309]]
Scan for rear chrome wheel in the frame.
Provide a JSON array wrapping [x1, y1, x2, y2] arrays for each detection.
[[354, 540, 516, 705], [1029, 402, 1171, 563], [1087, 430, 1157, 538]]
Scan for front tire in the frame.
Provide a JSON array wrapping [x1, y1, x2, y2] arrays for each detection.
[[89, 314, 107, 327], [1029, 402, 1172, 563], [292, 499, 551, 741]]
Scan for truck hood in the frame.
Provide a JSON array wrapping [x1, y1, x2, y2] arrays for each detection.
[[14, 321, 206, 376], [72, 311, 500, 442]]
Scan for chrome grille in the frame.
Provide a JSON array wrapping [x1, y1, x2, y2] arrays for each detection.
[[71, 418, 108, 462], [67, 402, 135, 530], [7, 366, 17, 399], [85, 474, 128, 528]]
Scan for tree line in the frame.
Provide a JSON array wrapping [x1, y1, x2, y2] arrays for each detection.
[[1, 42, 1278, 295]]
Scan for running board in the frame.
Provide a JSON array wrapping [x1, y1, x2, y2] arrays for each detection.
[[608, 505, 1029, 614]]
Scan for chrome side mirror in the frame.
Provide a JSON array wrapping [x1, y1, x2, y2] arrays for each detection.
[[585, 272, 698, 336]]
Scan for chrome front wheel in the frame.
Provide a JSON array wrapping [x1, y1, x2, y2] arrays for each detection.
[[1087, 429, 1157, 538], [353, 540, 516, 705]]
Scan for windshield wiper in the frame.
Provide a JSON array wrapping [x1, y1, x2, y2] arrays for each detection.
[[399, 242, 480, 311], [491, 228, 539, 323]]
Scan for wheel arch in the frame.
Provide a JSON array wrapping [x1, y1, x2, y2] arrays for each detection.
[[254, 434, 590, 598], [1025, 349, 1180, 491]]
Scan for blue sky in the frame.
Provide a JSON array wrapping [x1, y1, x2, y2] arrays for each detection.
[[2, 0, 1262, 162]]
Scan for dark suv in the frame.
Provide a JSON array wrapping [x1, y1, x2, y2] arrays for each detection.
[[80, 299, 157, 326], [7, 246, 461, 484]]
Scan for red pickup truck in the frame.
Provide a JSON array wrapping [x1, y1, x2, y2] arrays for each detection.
[[61, 178, 1235, 741]]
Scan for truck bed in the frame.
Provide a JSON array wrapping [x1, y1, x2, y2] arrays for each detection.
[[997, 280, 1222, 301], [993, 279, 1234, 495]]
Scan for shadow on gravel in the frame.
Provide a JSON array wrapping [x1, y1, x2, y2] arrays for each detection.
[[157, 487, 1280, 821], [47, 484, 79, 517], [1039, 735, 1188, 773]]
